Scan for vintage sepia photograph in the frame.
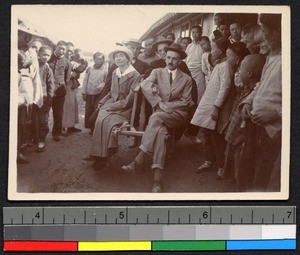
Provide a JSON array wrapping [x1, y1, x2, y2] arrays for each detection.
[[9, 5, 290, 200]]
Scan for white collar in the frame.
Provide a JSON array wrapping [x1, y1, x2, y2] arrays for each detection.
[[167, 68, 178, 78], [116, 64, 135, 78]]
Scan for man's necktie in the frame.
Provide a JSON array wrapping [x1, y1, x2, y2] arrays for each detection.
[[169, 72, 173, 85]]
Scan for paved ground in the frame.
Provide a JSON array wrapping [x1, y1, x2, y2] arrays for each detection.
[[17, 94, 237, 194]]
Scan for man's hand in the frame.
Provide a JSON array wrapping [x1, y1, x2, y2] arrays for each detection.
[[82, 94, 86, 102], [211, 106, 219, 121], [159, 102, 172, 114], [251, 108, 279, 125], [241, 104, 252, 120]]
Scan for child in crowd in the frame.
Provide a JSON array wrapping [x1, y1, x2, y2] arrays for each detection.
[[81, 52, 107, 132], [224, 54, 266, 190], [17, 51, 30, 163], [200, 36, 214, 85], [191, 37, 233, 179], [31, 45, 55, 152]]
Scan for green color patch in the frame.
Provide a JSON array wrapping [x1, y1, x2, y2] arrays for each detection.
[[152, 240, 226, 251]]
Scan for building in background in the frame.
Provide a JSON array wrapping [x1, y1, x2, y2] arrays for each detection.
[[140, 13, 258, 42]]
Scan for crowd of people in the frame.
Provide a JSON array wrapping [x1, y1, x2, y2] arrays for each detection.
[[17, 13, 282, 193]]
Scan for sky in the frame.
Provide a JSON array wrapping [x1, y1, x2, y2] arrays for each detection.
[[15, 5, 168, 55]]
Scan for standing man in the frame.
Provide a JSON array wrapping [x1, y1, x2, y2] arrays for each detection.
[[62, 43, 88, 136], [122, 43, 193, 192], [123, 39, 149, 75], [185, 25, 206, 103], [138, 37, 160, 65], [241, 14, 282, 191], [48, 40, 72, 142]]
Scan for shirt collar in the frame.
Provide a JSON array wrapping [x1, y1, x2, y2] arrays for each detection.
[[116, 64, 136, 78], [167, 68, 178, 78]]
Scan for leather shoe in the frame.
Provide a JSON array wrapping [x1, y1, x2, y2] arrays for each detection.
[[121, 161, 136, 173], [151, 181, 163, 192], [69, 127, 81, 133]]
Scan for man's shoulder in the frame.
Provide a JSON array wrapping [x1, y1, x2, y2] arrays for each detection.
[[177, 69, 192, 82]]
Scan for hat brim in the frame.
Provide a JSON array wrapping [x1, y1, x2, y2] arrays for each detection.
[[152, 40, 173, 51], [108, 48, 134, 64], [165, 47, 187, 60], [123, 42, 144, 49]]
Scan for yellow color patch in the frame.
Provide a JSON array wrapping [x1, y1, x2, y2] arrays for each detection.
[[78, 241, 152, 251]]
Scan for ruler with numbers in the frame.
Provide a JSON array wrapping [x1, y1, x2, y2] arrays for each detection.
[[3, 206, 296, 252]]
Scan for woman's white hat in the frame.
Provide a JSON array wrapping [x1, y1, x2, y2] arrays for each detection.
[[108, 46, 134, 64]]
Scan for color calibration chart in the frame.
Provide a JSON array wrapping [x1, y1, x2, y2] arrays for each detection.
[[3, 206, 296, 252]]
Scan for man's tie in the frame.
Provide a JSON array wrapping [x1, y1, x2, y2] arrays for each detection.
[[169, 72, 173, 85]]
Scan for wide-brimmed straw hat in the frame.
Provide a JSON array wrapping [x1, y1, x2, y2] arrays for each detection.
[[108, 46, 134, 64], [165, 42, 187, 59], [152, 36, 173, 52], [123, 39, 144, 49]]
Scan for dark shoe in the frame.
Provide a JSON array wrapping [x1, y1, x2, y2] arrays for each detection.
[[82, 155, 95, 161], [151, 181, 163, 192], [121, 161, 136, 173], [17, 152, 29, 164], [69, 127, 82, 133], [92, 157, 107, 170], [37, 142, 45, 153], [195, 161, 213, 173], [53, 135, 60, 142]]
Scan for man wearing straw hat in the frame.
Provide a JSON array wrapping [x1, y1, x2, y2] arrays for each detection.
[[121, 43, 193, 192]]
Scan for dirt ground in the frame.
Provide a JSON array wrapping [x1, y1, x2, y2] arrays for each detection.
[[17, 93, 237, 194]]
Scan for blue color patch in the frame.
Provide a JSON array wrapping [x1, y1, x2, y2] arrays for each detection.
[[227, 239, 296, 250]]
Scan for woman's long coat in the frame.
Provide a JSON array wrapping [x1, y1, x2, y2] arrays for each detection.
[[90, 68, 141, 157]]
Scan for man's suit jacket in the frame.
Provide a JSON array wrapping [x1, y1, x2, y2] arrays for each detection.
[[141, 67, 193, 119]]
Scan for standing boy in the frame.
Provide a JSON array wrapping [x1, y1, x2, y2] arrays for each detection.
[[31, 45, 55, 152], [81, 52, 107, 131]]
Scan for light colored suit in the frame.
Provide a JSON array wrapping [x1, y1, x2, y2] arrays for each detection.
[[140, 67, 192, 170]]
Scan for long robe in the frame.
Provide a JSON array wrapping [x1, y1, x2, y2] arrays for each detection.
[[90, 67, 141, 157]]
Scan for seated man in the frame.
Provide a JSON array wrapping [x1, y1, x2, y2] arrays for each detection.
[[121, 43, 193, 192]]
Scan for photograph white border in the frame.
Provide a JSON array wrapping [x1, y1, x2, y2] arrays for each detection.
[[9, 4, 290, 200]]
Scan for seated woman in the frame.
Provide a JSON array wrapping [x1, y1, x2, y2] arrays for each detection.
[[87, 46, 142, 169]]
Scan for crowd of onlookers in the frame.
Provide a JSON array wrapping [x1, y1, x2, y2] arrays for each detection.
[[17, 13, 282, 193]]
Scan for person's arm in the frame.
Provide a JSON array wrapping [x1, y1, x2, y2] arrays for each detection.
[[46, 66, 55, 98], [211, 63, 232, 120], [141, 69, 163, 108], [64, 59, 72, 84], [81, 67, 91, 95], [213, 64, 232, 108], [202, 53, 208, 76]]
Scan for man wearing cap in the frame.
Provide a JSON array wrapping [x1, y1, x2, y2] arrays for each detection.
[[121, 43, 193, 192]]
